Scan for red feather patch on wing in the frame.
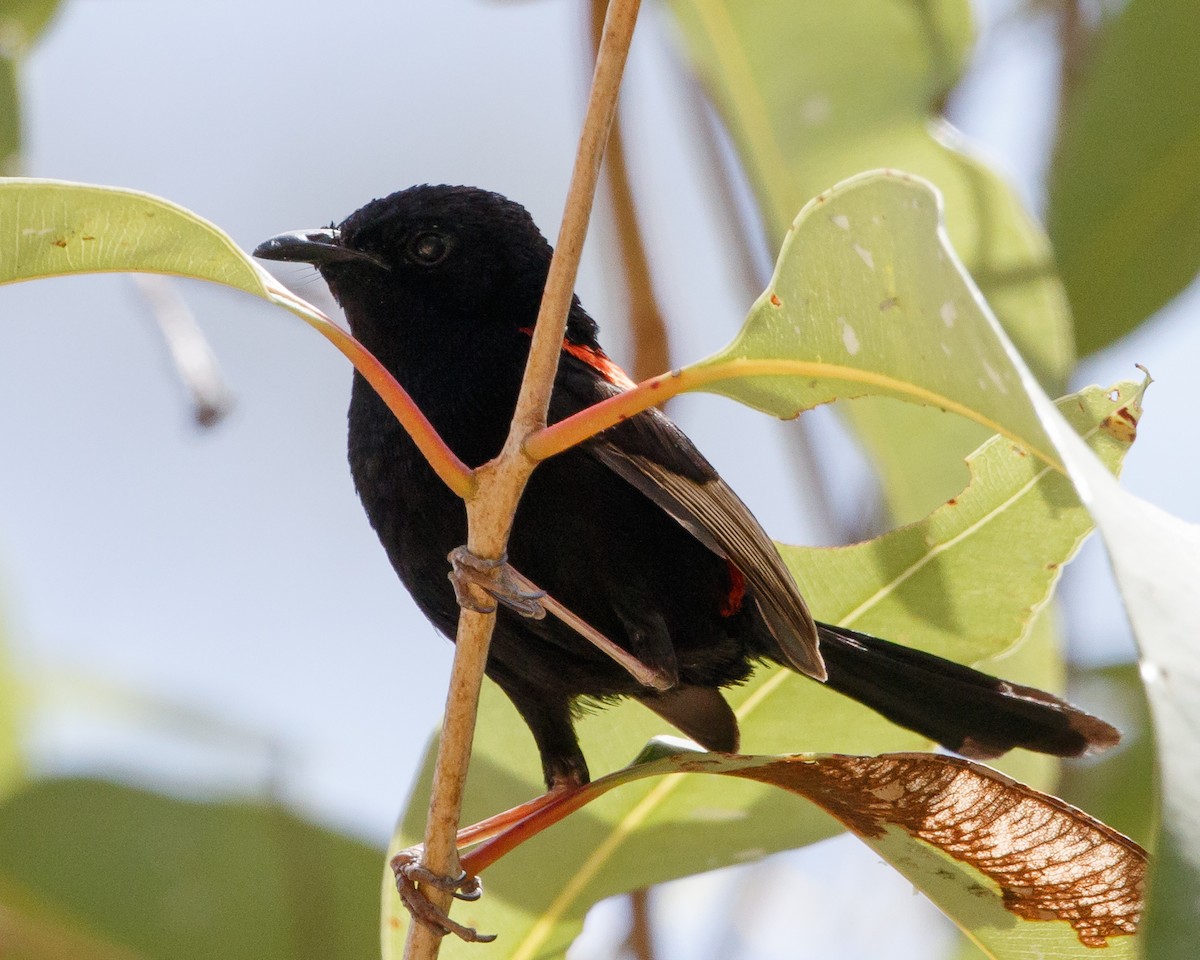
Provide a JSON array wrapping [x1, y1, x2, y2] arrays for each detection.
[[720, 561, 746, 617], [519, 327, 637, 391]]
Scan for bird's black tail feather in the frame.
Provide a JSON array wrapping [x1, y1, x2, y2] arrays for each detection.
[[815, 622, 1119, 759]]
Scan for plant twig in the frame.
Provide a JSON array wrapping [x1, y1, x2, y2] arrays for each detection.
[[132, 274, 233, 427], [402, 1, 642, 955], [266, 281, 475, 498], [1056, 0, 1091, 107], [524, 359, 1067, 474], [590, 0, 669, 383], [625, 888, 656, 960]]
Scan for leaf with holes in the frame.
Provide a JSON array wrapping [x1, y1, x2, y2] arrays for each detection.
[[386, 745, 1143, 959], [384, 375, 1141, 958], [682, 171, 1057, 470], [667, 0, 1073, 522]]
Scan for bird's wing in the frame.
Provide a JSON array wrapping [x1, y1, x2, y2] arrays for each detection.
[[588, 434, 825, 680], [553, 353, 824, 680]]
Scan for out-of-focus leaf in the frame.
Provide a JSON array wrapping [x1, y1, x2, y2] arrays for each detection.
[[1, 56, 19, 175], [0, 0, 65, 172], [388, 746, 1143, 959], [0, 626, 23, 801], [668, 0, 1074, 520], [1058, 664, 1155, 849], [0, 778, 382, 960], [1048, 0, 1200, 354], [0, 0, 62, 43]]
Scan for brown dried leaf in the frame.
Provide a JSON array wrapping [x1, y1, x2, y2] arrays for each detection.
[[728, 753, 1145, 947], [446, 746, 1146, 956]]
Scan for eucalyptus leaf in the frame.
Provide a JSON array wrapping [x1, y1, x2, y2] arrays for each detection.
[[1049, 0, 1200, 354], [389, 748, 1143, 960], [0, 778, 382, 960], [685, 172, 1058, 468], [0, 628, 22, 802], [1030, 399, 1200, 960], [0, 0, 66, 172], [667, 0, 1074, 521], [0, 178, 472, 496], [0, 179, 268, 293], [383, 374, 1139, 958], [781, 379, 1146, 665]]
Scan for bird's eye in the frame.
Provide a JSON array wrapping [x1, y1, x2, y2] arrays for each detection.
[[406, 231, 452, 267]]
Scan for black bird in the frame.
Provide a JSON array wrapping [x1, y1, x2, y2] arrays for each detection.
[[255, 185, 1118, 790]]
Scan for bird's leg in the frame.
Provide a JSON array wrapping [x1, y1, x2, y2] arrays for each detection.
[[451, 547, 675, 692], [448, 546, 547, 619], [390, 846, 496, 943]]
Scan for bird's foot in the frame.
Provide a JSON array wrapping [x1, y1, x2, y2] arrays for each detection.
[[448, 546, 547, 619], [390, 846, 496, 943]]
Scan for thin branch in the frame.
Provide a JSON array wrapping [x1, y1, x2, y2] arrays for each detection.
[[1056, 0, 1091, 107], [525, 359, 1067, 474], [402, 2, 643, 956], [265, 281, 475, 498], [132, 274, 233, 428], [525, 365, 688, 461], [625, 888, 657, 960], [590, 0, 670, 383], [587, 7, 667, 946]]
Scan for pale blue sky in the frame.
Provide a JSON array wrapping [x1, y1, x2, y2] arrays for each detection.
[[2, 2, 1193, 957]]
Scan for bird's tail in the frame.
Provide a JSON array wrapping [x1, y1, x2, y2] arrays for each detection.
[[814, 622, 1119, 758]]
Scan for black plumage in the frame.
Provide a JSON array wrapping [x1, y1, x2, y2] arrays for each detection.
[[255, 185, 1118, 789]]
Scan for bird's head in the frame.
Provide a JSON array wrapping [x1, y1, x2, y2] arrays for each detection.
[[254, 185, 564, 356]]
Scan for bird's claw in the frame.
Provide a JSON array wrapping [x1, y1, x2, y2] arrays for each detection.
[[390, 847, 495, 943], [448, 546, 547, 619]]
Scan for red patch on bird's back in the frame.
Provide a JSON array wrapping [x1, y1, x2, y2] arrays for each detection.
[[562, 342, 637, 390], [519, 327, 636, 390], [721, 562, 746, 617]]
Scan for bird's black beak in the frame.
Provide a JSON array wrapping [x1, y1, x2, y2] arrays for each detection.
[[252, 228, 390, 270]]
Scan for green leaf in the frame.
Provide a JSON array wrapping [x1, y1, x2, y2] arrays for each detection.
[[1058, 664, 1156, 849], [781, 379, 1147, 665], [1048, 0, 1200, 354], [0, 627, 23, 802], [0, 778, 382, 960], [0, 0, 62, 45], [685, 172, 1060, 468], [384, 374, 1139, 957], [667, 0, 1074, 521], [0, 179, 474, 496], [0, 0, 66, 173], [0, 179, 268, 293], [0, 57, 19, 175], [1031, 396, 1200, 960], [390, 750, 1144, 959]]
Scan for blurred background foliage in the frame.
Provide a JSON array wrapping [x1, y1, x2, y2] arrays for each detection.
[[0, 0, 1193, 957]]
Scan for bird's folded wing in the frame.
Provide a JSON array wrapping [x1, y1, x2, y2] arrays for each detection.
[[588, 437, 826, 681]]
